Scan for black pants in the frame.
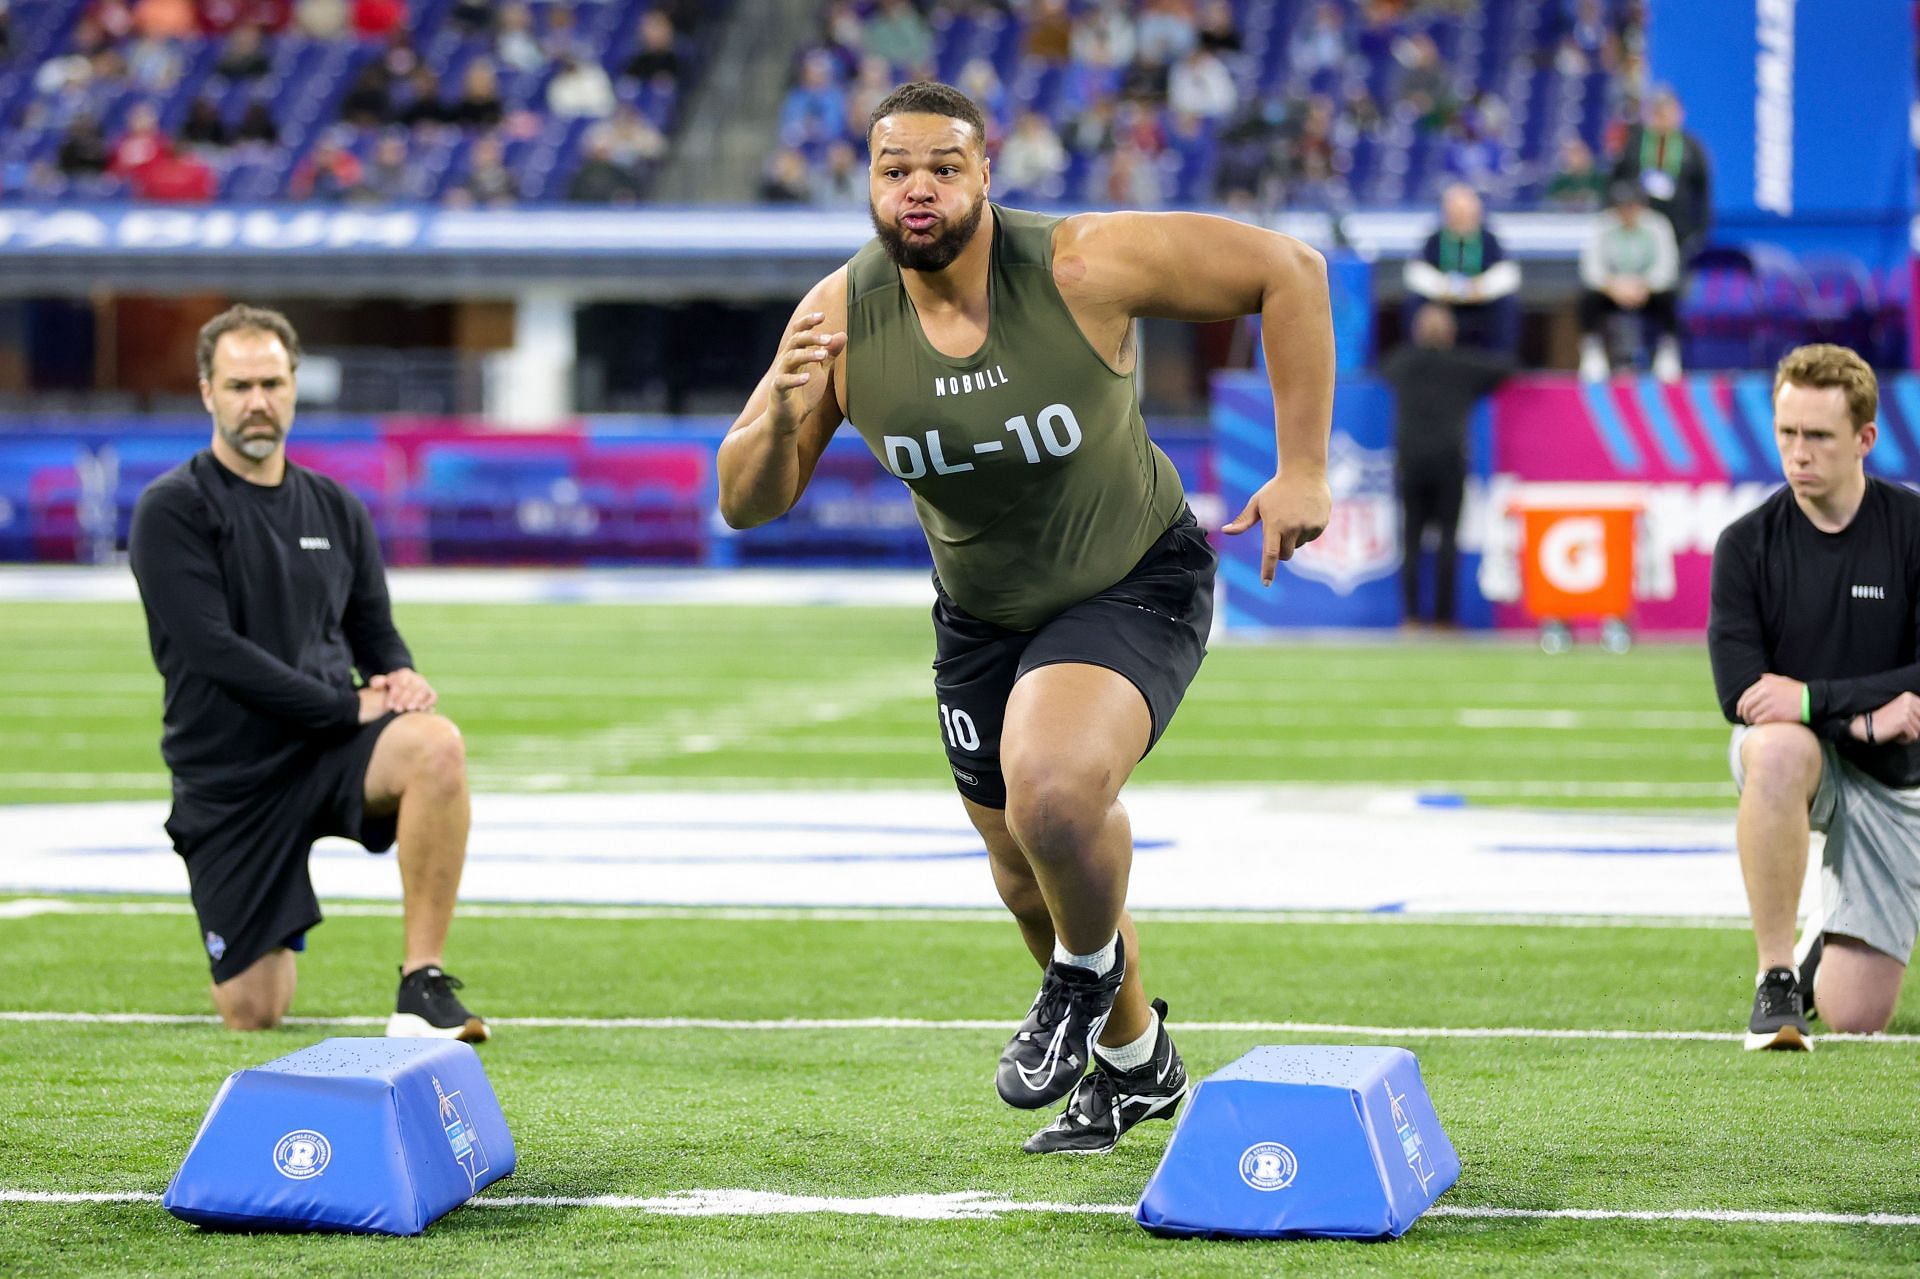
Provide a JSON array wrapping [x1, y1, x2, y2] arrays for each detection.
[[1578, 288, 1679, 340], [1399, 465, 1465, 624]]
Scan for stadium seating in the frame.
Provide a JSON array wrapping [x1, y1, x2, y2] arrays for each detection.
[[1, 0, 719, 205]]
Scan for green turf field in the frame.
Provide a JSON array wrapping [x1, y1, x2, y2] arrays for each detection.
[[2, 907, 1918, 1275], [4, 598, 1915, 1274], [2, 601, 1732, 806]]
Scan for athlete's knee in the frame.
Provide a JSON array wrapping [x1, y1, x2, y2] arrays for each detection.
[[405, 715, 467, 794], [1003, 768, 1111, 863], [1819, 989, 1896, 1035], [1738, 724, 1821, 800], [220, 1005, 286, 1032]]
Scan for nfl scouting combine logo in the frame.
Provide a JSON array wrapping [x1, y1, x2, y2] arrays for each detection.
[[1238, 1142, 1300, 1191], [1388, 1085, 1437, 1190], [1284, 432, 1399, 596], [434, 1075, 490, 1191], [272, 1129, 332, 1180]]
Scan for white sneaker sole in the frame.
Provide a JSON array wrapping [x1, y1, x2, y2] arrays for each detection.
[[1743, 1024, 1813, 1051], [386, 1012, 490, 1043]]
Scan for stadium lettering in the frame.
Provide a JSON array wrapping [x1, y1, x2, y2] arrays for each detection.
[[0, 210, 424, 252], [1755, 0, 1795, 216]]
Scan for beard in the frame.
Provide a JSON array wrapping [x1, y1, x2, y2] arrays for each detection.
[[221, 418, 283, 461], [870, 193, 986, 273]]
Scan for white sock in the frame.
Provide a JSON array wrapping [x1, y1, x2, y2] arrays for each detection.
[[1052, 931, 1119, 977], [1095, 1007, 1160, 1072]]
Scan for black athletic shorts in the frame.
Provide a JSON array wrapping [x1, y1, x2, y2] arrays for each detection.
[[165, 713, 401, 983], [931, 508, 1216, 809]]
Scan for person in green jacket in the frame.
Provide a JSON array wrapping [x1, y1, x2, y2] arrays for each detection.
[[719, 81, 1334, 1155]]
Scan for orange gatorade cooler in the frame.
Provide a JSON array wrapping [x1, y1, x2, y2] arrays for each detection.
[[1508, 485, 1641, 643]]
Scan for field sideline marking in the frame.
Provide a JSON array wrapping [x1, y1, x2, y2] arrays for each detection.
[[0, 898, 1754, 929], [1, 1010, 1913, 1045], [2, 1188, 1916, 1228]]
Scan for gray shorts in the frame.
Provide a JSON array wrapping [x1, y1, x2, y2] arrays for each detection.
[[1730, 726, 1920, 964]]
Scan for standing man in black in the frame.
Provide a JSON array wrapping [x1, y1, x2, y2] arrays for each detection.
[[1708, 344, 1920, 1051], [1610, 87, 1712, 265], [130, 305, 488, 1041], [1380, 304, 1512, 628]]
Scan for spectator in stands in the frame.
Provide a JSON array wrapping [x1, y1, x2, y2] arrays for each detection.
[[759, 146, 811, 204], [955, 58, 1007, 135], [1284, 95, 1340, 206], [780, 51, 845, 148], [109, 103, 170, 178], [1404, 183, 1521, 352], [449, 61, 505, 131], [548, 53, 615, 120], [295, 0, 347, 38], [127, 31, 184, 91], [133, 144, 217, 201], [1610, 86, 1711, 263], [214, 23, 273, 82], [1167, 46, 1235, 121], [398, 67, 454, 131], [624, 10, 682, 88], [543, 4, 591, 62], [357, 131, 416, 202], [1136, 0, 1199, 68], [1070, 1, 1135, 69], [1092, 141, 1163, 207], [1545, 136, 1606, 211], [446, 135, 518, 208], [1066, 92, 1118, 158], [494, 4, 546, 76], [1024, 0, 1073, 64], [352, 0, 405, 40], [379, 26, 419, 79], [809, 139, 863, 206], [600, 103, 665, 171], [863, 0, 934, 71], [1289, 1, 1349, 79], [134, 0, 195, 38], [93, 0, 136, 40], [1343, 82, 1383, 136], [447, 0, 492, 34], [181, 96, 233, 149], [818, 0, 866, 73], [293, 132, 366, 201], [1196, 0, 1241, 57], [843, 55, 896, 142], [339, 63, 394, 128], [89, 46, 132, 94], [0, 2, 11, 61], [1394, 31, 1455, 129], [568, 129, 645, 204], [57, 114, 111, 177], [198, 0, 293, 32], [996, 110, 1069, 199], [235, 100, 280, 147], [1577, 181, 1682, 383], [1381, 304, 1513, 631]]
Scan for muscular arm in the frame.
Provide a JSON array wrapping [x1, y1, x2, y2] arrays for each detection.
[[717, 269, 849, 529], [129, 488, 359, 729]]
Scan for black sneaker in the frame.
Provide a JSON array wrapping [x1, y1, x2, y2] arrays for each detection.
[[1796, 931, 1825, 1022], [1743, 965, 1812, 1052], [387, 965, 489, 1043], [1025, 998, 1188, 1155], [995, 936, 1126, 1109]]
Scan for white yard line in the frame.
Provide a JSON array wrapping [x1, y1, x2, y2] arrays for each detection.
[[2, 1187, 1915, 1228], [0, 1009, 1911, 1045]]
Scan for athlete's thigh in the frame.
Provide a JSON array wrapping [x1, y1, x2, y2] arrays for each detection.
[[1001, 661, 1151, 798]]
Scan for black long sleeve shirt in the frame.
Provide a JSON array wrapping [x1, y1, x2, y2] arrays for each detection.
[[129, 451, 412, 799], [1708, 479, 1920, 788], [1379, 345, 1515, 474]]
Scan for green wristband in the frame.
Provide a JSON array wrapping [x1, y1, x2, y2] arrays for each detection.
[[1800, 687, 1811, 724]]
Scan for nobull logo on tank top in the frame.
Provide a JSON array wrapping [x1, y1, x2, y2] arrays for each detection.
[[932, 366, 1010, 398]]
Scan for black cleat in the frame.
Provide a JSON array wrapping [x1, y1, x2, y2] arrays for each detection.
[[995, 936, 1126, 1109], [1796, 931, 1825, 1023], [1743, 965, 1812, 1052], [1025, 998, 1188, 1155], [387, 965, 489, 1043]]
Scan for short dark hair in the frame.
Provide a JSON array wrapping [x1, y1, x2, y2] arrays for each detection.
[[197, 304, 302, 381], [866, 81, 987, 152]]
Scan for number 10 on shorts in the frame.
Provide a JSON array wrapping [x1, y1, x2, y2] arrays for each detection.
[[939, 703, 980, 751]]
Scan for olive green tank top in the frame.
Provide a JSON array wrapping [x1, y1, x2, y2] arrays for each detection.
[[844, 204, 1186, 631]]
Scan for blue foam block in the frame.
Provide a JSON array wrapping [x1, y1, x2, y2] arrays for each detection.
[[163, 1037, 515, 1235], [1136, 1045, 1458, 1240]]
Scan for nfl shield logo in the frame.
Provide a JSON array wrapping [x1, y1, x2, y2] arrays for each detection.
[[1285, 433, 1400, 596]]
